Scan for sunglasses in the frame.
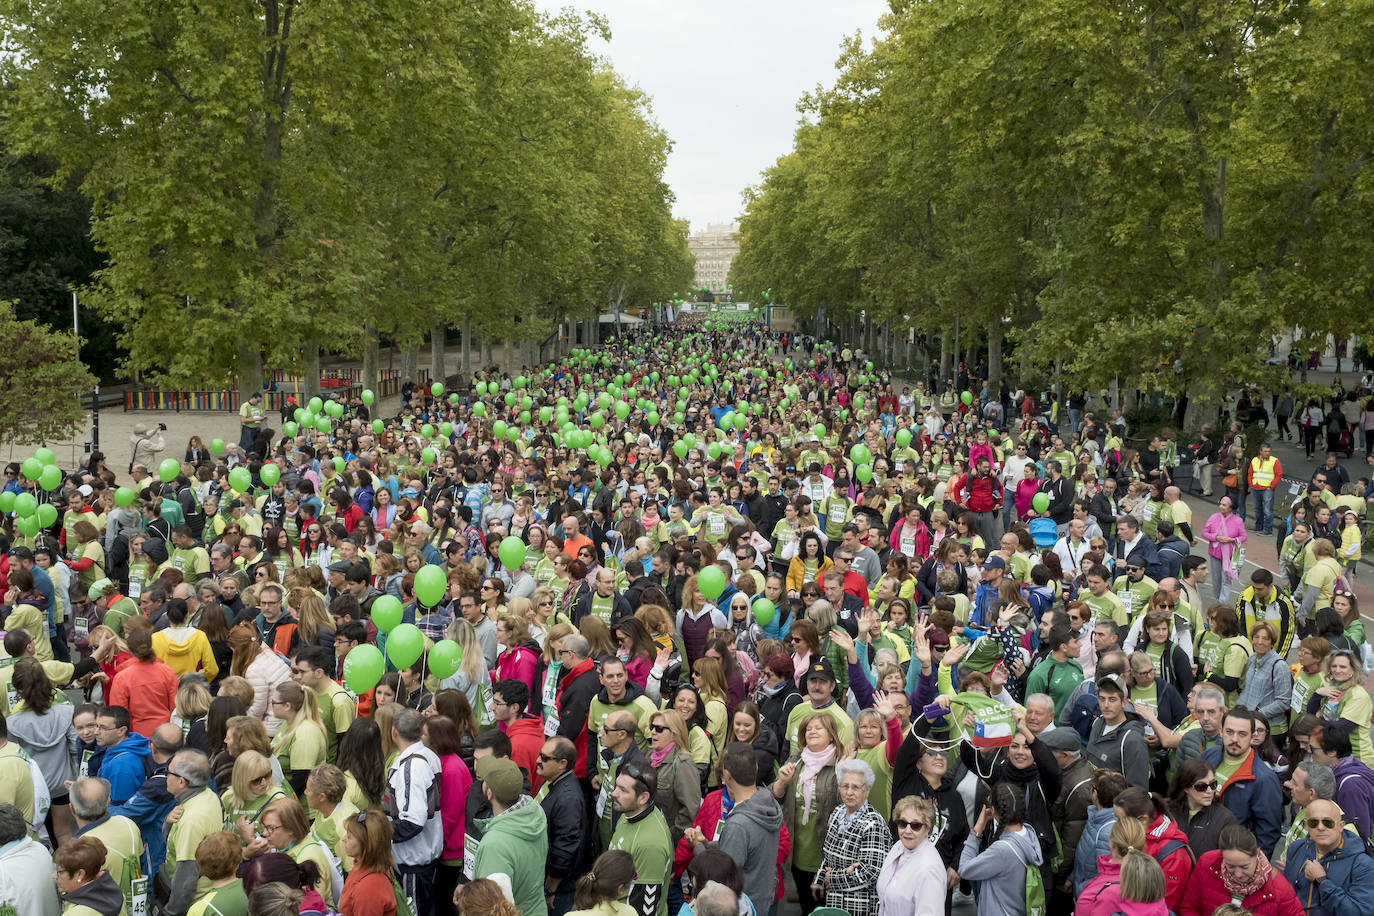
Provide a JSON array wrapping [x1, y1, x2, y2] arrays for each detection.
[[1305, 817, 1338, 829], [649, 724, 670, 734], [537, 753, 557, 763], [895, 819, 926, 831], [1192, 780, 1217, 793]]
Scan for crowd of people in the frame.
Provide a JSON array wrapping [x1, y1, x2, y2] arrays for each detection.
[[1, 320, 1373, 916]]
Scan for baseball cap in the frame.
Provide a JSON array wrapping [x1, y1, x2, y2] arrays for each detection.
[[476, 757, 524, 807], [87, 578, 114, 600], [805, 660, 837, 684], [1097, 673, 1128, 695], [981, 556, 1007, 571], [328, 561, 352, 574]]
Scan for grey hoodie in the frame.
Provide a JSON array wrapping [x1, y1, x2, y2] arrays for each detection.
[[707, 788, 783, 916], [958, 825, 1044, 916], [1084, 716, 1151, 789], [7, 702, 76, 794], [61, 871, 125, 916]]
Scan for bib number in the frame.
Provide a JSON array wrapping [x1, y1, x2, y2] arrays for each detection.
[[129, 580, 142, 599], [596, 783, 609, 819], [463, 834, 480, 879], [709, 514, 726, 536], [74, 616, 89, 641], [130, 876, 148, 916]]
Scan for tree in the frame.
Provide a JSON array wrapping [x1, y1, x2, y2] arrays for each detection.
[[0, 301, 96, 444]]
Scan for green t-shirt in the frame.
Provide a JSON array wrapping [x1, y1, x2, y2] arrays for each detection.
[[1112, 576, 1158, 622], [311, 800, 360, 872], [590, 593, 615, 623], [1214, 754, 1244, 788], [608, 808, 674, 916], [167, 789, 226, 881], [1082, 590, 1128, 626], [1025, 657, 1084, 715], [274, 720, 328, 781], [186, 880, 249, 916], [313, 682, 356, 764]]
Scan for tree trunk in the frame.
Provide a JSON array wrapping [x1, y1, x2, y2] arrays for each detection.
[[461, 315, 471, 377], [431, 322, 446, 384], [939, 329, 952, 381], [480, 337, 491, 369], [236, 345, 263, 404], [303, 338, 321, 402], [952, 315, 961, 375], [987, 318, 1003, 396], [362, 323, 379, 396], [399, 345, 415, 383]]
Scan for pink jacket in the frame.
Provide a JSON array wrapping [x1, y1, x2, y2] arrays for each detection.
[[437, 751, 473, 861], [494, 644, 539, 700], [1201, 511, 1247, 577]]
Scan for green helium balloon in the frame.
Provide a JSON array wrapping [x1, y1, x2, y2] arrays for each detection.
[[34, 447, 55, 466], [752, 598, 776, 626], [299, 411, 315, 428], [387, 623, 425, 669], [589, 413, 604, 429], [260, 464, 281, 486], [733, 413, 747, 430], [1032, 492, 1050, 514], [21, 457, 43, 480], [431, 382, 445, 397], [856, 464, 874, 484], [428, 640, 463, 679], [708, 443, 722, 460], [372, 419, 385, 434], [210, 438, 226, 455], [440, 422, 453, 437], [0, 491, 14, 514], [504, 392, 516, 406], [15, 515, 39, 537], [308, 396, 323, 413], [718, 412, 733, 430], [895, 428, 912, 447], [673, 440, 688, 459], [315, 416, 331, 433], [647, 411, 660, 425], [114, 487, 136, 508], [472, 402, 486, 417], [476, 381, 488, 396], [228, 467, 252, 493], [361, 389, 375, 405], [343, 644, 385, 694], [961, 391, 974, 405], [684, 434, 697, 450], [36, 503, 58, 528], [421, 424, 434, 439], [283, 422, 298, 437], [493, 420, 508, 438], [518, 410, 530, 425], [450, 393, 461, 404], [421, 447, 437, 465], [371, 595, 404, 633], [39, 464, 63, 492], [850, 444, 872, 465], [506, 427, 520, 443], [539, 407, 553, 423], [499, 535, 527, 571], [615, 401, 630, 420], [333, 457, 345, 474], [294, 407, 306, 423], [14, 493, 37, 517], [159, 458, 181, 482], [812, 423, 826, 440], [697, 565, 727, 601], [414, 564, 447, 606]]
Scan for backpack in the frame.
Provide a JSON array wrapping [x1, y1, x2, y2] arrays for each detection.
[[1023, 852, 1047, 916]]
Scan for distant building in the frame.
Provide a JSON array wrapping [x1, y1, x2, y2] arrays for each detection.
[[689, 223, 739, 293]]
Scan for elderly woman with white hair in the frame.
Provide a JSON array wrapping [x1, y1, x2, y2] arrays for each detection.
[[817, 757, 891, 916], [878, 795, 949, 916]]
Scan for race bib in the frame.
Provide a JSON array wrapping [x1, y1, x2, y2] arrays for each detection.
[[709, 514, 726, 536], [74, 616, 89, 641], [6, 685, 18, 712], [79, 749, 94, 779], [462, 834, 480, 879], [128, 580, 142, 599], [130, 877, 148, 916], [173, 556, 185, 571], [544, 707, 560, 737], [595, 783, 609, 819], [900, 534, 916, 558]]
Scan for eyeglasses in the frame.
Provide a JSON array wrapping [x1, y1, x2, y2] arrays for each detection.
[[1192, 781, 1217, 793], [649, 724, 670, 734], [251, 773, 271, 784], [601, 724, 628, 734], [260, 822, 282, 834], [895, 819, 926, 831], [537, 753, 558, 763], [1306, 817, 1339, 829], [789, 637, 804, 644], [96, 723, 123, 732]]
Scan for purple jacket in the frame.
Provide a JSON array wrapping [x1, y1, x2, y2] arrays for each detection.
[[1332, 755, 1374, 842]]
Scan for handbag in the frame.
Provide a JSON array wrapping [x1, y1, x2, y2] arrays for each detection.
[[1222, 472, 1238, 488]]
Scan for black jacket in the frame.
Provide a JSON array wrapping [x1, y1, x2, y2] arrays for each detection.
[[1043, 475, 1075, 524], [540, 770, 593, 891], [755, 682, 803, 757], [1177, 800, 1237, 858], [892, 762, 969, 871], [624, 576, 657, 611], [1088, 492, 1120, 533], [573, 589, 633, 629], [758, 493, 788, 544]]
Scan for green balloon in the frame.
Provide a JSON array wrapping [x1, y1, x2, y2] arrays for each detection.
[[499, 536, 527, 571], [697, 565, 727, 601], [431, 382, 445, 397], [856, 464, 874, 484], [752, 598, 776, 626], [421, 424, 434, 439], [260, 464, 281, 486], [504, 392, 516, 406], [895, 428, 912, 447], [961, 391, 974, 405], [361, 389, 375, 405], [440, 422, 453, 437], [850, 444, 872, 465], [540, 407, 553, 423], [673, 440, 688, 459], [647, 411, 660, 425], [615, 401, 630, 420], [371, 595, 404, 633], [309, 396, 323, 413], [472, 402, 486, 417], [283, 422, 298, 437], [114, 487, 136, 508], [15, 515, 39, 537], [493, 420, 508, 439], [506, 427, 520, 443], [372, 419, 385, 434], [36, 503, 57, 528], [39, 464, 62, 492], [34, 447, 55, 466], [476, 381, 488, 396], [589, 413, 604, 429], [428, 640, 463, 679], [300, 411, 315, 428], [733, 413, 747, 430], [343, 644, 385, 694], [414, 564, 447, 607], [228, 466, 252, 493], [449, 393, 461, 404], [1032, 492, 1050, 514], [386, 623, 425, 669], [708, 443, 722, 460], [159, 458, 181, 482], [421, 447, 437, 465], [21, 457, 42, 480], [0, 491, 14, 514], [14, 493, 37, 517]]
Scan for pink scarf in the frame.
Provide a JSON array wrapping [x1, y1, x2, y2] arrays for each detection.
[[1221, 850, 1274, 900], [792, 651, 812, 686], [799, 745, 836, 824], [650, 743, 676, 768]]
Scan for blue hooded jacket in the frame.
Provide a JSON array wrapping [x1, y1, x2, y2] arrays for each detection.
[[1203, 745, 1283, 854], [1073, 804, 1118, 893], [100, 732, 152, 805], [1282, 834, 1374, 916]]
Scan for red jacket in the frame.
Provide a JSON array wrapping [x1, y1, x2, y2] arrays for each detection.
[[1144, 812, 1196, 913], [673, 789, 791, 901], [502, 715, 547, 793], [952, 471, 1003, 512], [1177, 850, 1303, 916], [108, 657, 179, 737]]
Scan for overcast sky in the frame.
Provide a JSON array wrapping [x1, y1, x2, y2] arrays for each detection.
[[534, 0, 891, 233]]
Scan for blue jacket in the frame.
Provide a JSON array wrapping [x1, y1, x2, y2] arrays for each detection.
[[1203, 746, 1283, 854], [1282, 834, 1374, 916], [1073, 804, 1117, 893], [110, 767, 174, 874], [100, 733, 152, 805]]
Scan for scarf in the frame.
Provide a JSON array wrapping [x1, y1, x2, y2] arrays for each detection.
[[799, 745, 836, 825], [1221, 850, 1273, 900], [650, 742, 676, 768], [792, 651, 812, 685]]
